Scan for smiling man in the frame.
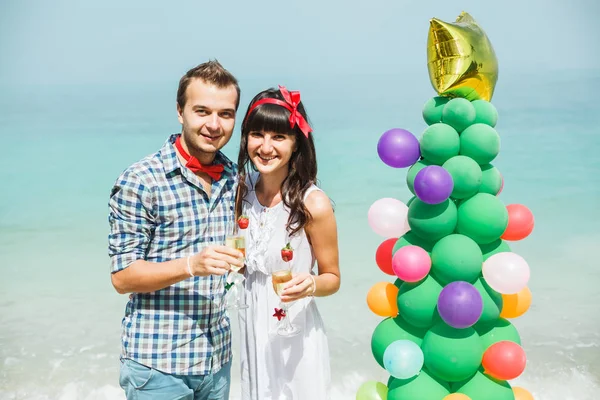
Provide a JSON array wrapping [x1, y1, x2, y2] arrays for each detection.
[[108, 60, 244, 400]]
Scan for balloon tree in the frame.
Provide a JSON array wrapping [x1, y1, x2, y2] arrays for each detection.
[[360, 12, 535, 400]]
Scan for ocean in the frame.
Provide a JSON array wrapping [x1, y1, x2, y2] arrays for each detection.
[[1, 69, 599, 399]]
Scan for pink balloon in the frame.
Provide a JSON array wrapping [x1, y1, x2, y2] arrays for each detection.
[[482, 252, 530, 294], [392, 245, 431, 282], [368, 198, 410, 238]]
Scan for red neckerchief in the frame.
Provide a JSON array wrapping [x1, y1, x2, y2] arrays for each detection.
[[174, 135, 224, 181]]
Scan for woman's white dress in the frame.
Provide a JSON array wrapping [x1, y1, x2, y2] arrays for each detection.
[[238, 174, 331, 400]]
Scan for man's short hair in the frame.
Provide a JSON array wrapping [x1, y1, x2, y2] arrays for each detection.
[[176, 60, 240, 110]]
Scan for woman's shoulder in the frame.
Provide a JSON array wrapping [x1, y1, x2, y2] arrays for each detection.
[[303, 183, 322, 200], [303, 184, 333, 217]]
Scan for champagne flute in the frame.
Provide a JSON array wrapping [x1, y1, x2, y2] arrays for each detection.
[[224, 233, 248, 310], [272, 266, 300, 337]]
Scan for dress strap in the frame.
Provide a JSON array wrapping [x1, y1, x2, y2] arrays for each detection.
[[303, 184, 322, 201]]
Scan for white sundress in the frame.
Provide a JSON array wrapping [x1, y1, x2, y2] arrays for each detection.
[[238, 174, 331, 400]]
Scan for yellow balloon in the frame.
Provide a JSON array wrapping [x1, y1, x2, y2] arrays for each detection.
[[513, 386, 535, 400], [500, 286, 532, 319], [443, 394, 472, 400], [427, 12, 498, 101]]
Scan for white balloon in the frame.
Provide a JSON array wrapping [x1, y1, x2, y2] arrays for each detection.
[[368, 198, 410, 238], [482, 252, 530, 294]]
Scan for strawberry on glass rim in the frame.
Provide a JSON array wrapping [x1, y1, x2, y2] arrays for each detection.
[[281, 243, 293, 262], [237, 215, 249, 230]]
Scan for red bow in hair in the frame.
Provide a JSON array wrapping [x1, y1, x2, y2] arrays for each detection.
[[174, 136, 224, 181], [245, 85, 312, 137]]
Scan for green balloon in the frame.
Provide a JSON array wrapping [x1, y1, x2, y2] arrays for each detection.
[[475, 318, 521, 350], [420, 123, 460, 165], [472, 278, 502, 325], [387, 368, 450, 400], [479, 239, 511, 261], [472, 100, 498, 127], [408, 199, 458, 242], [371, 315, 427, 368], [406, 196, 417, 207], [442, 98, 476, 132], [454, 371, 514, 400], [356, 380, 388, 400], [423, 96, 450, 126], [407, 160, 432, 195], [459, 123, 501, 165], [431, 234, 483, 284], [456, 193, 508, 244], [397, 275, 443, 328], [394, 278, 403, 289], [422, 322, 483, 382], [393, 231, 436, 255], [479, 164, 503, 195], [442, 156, 482, 199]]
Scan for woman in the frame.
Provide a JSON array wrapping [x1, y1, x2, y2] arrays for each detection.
[[235, 85, 341, 399]]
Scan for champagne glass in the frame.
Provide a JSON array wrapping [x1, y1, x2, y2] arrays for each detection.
[[224, 233, 248, 310], [271, 266, 300, 337]]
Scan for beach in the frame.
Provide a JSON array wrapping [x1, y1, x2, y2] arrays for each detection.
[[1, 70, 599, 399]]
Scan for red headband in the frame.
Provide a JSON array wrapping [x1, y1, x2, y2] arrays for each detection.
[[244, 85, 312, 138]]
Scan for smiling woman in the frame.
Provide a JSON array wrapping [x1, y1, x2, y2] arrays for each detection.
[[233, 86, 340, 400]]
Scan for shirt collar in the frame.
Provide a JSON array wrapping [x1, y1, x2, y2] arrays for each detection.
[[161, 134, 236, 180]]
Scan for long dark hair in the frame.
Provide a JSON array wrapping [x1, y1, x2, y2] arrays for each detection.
[[235, 87, 318, 237]]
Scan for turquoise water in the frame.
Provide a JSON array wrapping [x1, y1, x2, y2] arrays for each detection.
[[1, 70, 599, 399]]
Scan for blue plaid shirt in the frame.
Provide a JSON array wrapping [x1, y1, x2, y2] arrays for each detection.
[[108, 134, 237, 375]]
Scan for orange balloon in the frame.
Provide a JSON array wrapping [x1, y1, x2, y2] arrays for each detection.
[[482, 340, 526, 380], [443, 394, 472, 400], [501, 204, 534, 241], [513, 386, 534, 400], [367, 281, 399, 317], [500, 286, 532, 318]]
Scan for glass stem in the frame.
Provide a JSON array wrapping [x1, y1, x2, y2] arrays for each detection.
[[280, 302, 291, 330]]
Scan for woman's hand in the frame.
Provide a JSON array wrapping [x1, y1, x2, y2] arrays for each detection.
[[280, 273, 316, 303]]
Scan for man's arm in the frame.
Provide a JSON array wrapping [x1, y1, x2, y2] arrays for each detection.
[[111, 248, 244, 294], [107, 171, 243, 294]]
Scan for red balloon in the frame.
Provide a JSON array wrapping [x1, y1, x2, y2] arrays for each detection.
[[375, 238, 397, 275], [482, 341, 526, 380], [501, 204, 534, 241]]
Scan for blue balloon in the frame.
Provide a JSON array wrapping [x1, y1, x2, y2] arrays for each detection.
[[383, 339, 424, 379]]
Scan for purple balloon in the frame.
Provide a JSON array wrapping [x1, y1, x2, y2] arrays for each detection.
[[414, 165, 454, 204], [437, 281, 483, 329], [377, 128, 421, 168]]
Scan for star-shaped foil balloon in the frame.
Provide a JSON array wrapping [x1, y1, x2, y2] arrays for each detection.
[[273, 308, 287, 321], [427, 12, 498, 101]]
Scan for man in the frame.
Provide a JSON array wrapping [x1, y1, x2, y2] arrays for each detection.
[[108, 60, 244, 399]]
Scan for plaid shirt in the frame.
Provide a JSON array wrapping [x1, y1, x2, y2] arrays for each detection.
[[108, 134, 237, 375]]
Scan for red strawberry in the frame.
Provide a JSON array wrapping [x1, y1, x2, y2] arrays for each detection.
[[237, 215, 249, 229], [281, 242, 294, 262]]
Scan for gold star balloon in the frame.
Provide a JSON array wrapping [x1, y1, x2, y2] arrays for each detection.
[[427, 12, 498, 101]]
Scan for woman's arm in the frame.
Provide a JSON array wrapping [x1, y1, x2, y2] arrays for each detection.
[[281, 190, 340, 301]]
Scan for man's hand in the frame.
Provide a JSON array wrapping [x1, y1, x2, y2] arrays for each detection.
[[189, 246, 244, 277]]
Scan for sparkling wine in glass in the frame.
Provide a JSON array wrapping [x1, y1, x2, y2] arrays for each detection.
[[224, 234, 248, 309], [272, 268, 300, 337]]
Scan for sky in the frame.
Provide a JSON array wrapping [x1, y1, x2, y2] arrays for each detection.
[[1, 0, 599, 87]]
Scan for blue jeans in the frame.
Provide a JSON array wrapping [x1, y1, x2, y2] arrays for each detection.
[[119, 359, 231, 400]]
